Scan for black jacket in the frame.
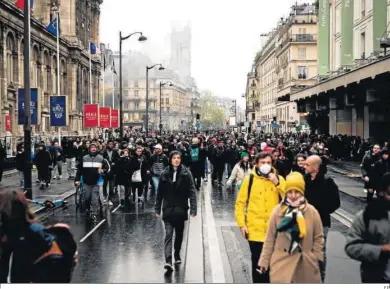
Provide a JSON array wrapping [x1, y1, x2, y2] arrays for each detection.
[[304, 173, 340, 227], [372, 158, 390, 191], [155, 165, 197, 223]]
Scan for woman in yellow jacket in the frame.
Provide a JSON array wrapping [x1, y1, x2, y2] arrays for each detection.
[[235, 151, 286, 283]]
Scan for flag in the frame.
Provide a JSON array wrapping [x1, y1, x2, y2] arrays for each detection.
[[90, 42, 97, 54], [111, 59, 117, 75], [15, 0, 34, 11], [46, 15, 60, 37]]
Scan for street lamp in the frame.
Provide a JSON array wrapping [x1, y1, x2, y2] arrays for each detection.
[[159, 81, 173, 135], [146, 64, 165, 135], [119, 31, 147, 138]]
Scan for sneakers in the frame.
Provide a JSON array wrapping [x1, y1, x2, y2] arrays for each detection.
[[164, 263, 174, 272], [53, 176, 57, 180], [174, 256, 182, 265]]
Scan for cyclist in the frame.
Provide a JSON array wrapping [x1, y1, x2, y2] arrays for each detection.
[[74, 142, 110, 222]]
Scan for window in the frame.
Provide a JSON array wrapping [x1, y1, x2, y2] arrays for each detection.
[[134, 90, 139, 97], [361, 0, 365, 17], [134, 80, 139, 87], [298, 66, 307, 79], [252, 113, 255, 121], [360, 32, 366, 59], [166, 98, 169, 105], [298, 47, 306, 60]]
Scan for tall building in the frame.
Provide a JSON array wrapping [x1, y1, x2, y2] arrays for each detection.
[[291, 0, 390, 141], [248, 2, 317, 133], [169, 24, 192, 78], [103, 50, 192, 131], [1, 0, 102, 137]]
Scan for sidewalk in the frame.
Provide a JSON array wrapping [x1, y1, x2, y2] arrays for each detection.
[[328, 160, 362, 181], [0, 166, 76, 214]]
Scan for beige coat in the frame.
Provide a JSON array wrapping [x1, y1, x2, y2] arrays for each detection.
[[227, 163, 251, 186], [259, 203, 324, 283]]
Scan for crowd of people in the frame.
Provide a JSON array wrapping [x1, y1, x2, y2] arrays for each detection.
[[0, 129, 389, 283]]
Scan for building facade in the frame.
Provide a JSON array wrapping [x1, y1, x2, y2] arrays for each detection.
[[103, 50, 194, 131], [291, 0, 390, 141], [1, 0, 102, 137], [169, 24, 191, 78], [244, 69, 258, 128], [248, 3, 316, 133]]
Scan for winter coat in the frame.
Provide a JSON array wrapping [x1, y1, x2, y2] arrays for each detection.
[[113, 157, 131, 186], [304, 173, 340, 227], [259, 203, 324, 283], [226, 162, 251, 186], [189, 145, 206, 178], [372, 158, 390, 191], [345, 200, 390, 283], [129, 155, 148, 184], [155, 165, 197, 224], [34, 149, 52, 177], [235, 168, 286, 242]]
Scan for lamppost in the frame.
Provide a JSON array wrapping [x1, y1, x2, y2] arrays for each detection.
[[159, 81, 173, 135], [119, 31, 147, 138], [146, 64, 165, 135]]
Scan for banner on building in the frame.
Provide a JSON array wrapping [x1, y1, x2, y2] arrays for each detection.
[[111, 109, 119, 128], [341, 0, 354, 66], [5, 115, 11, 132], [17, 88, 40, 125], [318, 0, 330, 76], [84, 104, 99, 128], [50, 95, 68, 126], [373, 0, 387, 52], [99, 107, 111, 128]]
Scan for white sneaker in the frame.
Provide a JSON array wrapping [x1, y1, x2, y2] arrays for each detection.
[[108, 200, 113, 206], [59, 175, 62, 179], [53, 176, 57, 180], [103, 199, 108, 206]]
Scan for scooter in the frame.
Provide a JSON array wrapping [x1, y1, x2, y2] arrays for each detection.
[[24, 191, 68, 209]]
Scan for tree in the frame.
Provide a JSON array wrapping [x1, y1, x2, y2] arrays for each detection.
[[199, 95, 225, 128]]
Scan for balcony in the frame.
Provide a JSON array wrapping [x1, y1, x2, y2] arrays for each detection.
[[277, 34, 317, 54]]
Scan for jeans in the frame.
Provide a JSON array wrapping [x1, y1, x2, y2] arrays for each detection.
[[152, 176, 160, 196], [19, 170, 25, 188], [320, 226, 329, 283], [248, 241, 270, 283], [53, 161, 63, 177], [66, 158, 76, 178], [131, 182, 144, 201], [83, 184, 101, 215], [103, 177, 114, 200], [164, 220, 185, 264], [117, 185, 129, 200]]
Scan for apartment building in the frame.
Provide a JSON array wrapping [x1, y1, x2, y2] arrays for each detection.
[[291, 0, 390, 141]]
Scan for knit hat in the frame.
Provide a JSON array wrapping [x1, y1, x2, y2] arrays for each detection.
[[241, 151, 249, 159], [155, 144, 162, 150], [285, 172, 305, 195], [381, 147, 389, 156]]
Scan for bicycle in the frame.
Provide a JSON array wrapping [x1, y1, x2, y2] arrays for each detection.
[[74, 176, 104, 221]]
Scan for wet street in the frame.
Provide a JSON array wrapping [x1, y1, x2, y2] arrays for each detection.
[[30, 162, 364, 283]]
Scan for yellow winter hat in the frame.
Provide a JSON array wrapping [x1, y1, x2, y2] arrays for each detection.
[[285, 172, 305, 195]]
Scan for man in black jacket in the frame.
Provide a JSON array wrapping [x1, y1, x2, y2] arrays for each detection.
[[360, 144, 381, 202], [155, 151, 197, 272], [102, 140, 120, 206], [304, 155, 340, 283]]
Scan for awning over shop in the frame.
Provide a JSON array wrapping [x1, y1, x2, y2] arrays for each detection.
[[291, 55, 390, 102]]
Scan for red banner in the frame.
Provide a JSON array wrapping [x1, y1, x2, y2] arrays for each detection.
[[5, 115, 11, 132], [84, 104, 99, 128], [99, 107, 111, 128], [111, 109, 119, 128]]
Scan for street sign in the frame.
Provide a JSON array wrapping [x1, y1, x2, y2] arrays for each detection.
[[272, 121, 278, 129], [256, 120, 262, 127]]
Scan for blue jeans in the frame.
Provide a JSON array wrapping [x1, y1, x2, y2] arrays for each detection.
[[152, 176, 160, 196]]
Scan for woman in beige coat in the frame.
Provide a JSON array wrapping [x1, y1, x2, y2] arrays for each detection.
[[258, 172, 324, 283]]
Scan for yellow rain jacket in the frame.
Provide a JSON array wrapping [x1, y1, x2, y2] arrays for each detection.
[[235, 168, 286, 242]]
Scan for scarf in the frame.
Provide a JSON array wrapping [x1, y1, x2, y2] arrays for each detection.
[[277, 197, 307, 254]]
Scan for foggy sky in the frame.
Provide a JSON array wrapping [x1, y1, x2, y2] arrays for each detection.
[[100, 0, 309, 107]]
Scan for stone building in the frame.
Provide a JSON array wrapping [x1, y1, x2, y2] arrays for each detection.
[[0, 0, 102, 137]]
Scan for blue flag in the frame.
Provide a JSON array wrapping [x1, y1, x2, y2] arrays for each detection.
[[46, 15, 60, 37], [90, 42, 97, 54]]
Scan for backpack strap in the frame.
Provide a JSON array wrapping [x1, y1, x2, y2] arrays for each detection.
[[247, 174, 254, 202]]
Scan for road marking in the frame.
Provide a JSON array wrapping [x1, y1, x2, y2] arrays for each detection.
[[79, 219, 106, 243], [204, 179, 226, 283], [332, 208, 353, 228], [111, 204, 121, 214]]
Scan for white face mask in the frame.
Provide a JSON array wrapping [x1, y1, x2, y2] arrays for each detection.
[[259, 164, 272, 175]]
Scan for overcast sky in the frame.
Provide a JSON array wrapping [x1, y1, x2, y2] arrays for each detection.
[[100, 0, 308, 106]]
